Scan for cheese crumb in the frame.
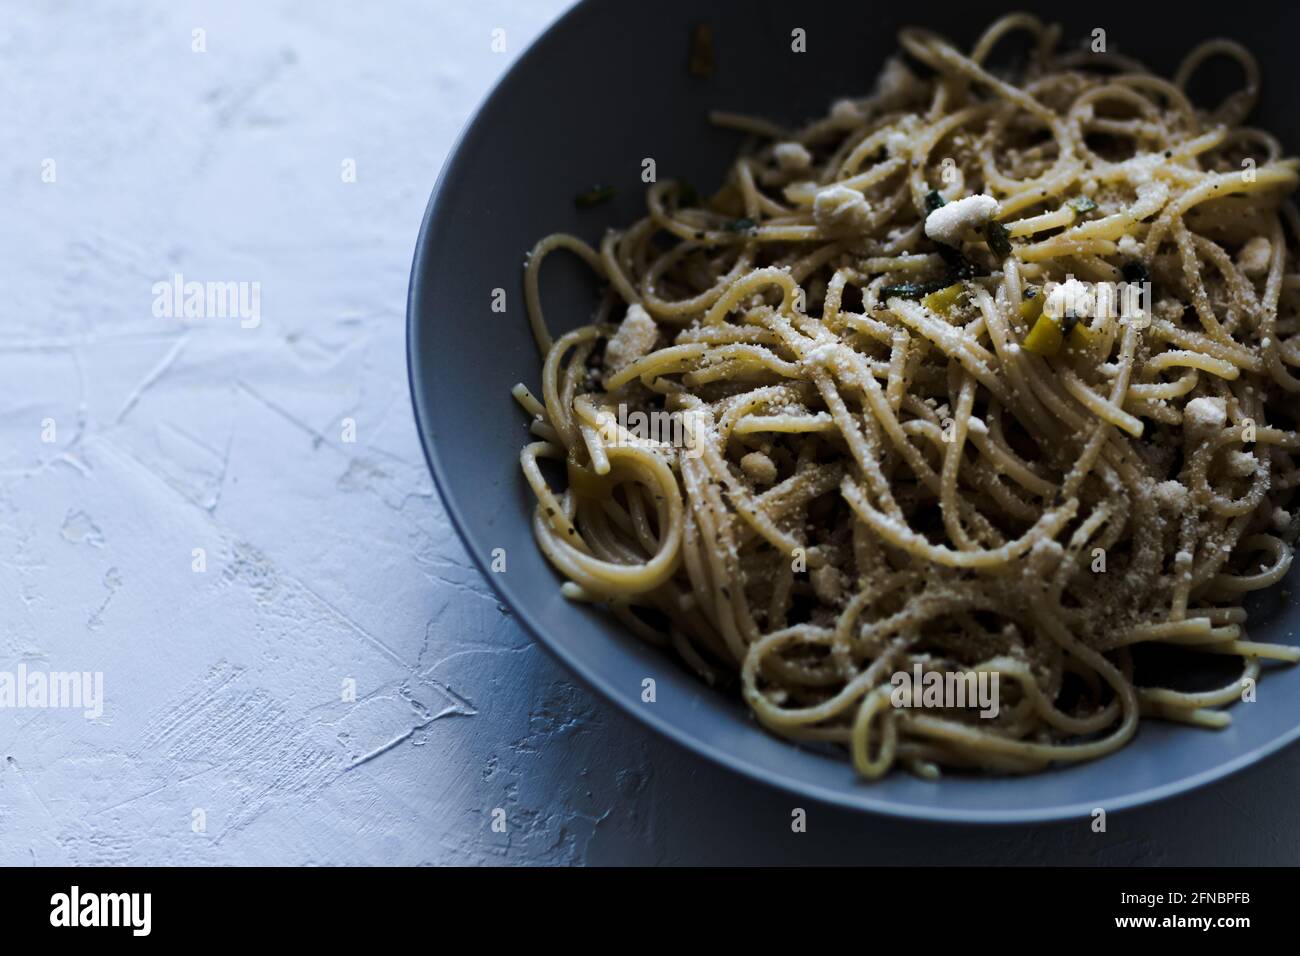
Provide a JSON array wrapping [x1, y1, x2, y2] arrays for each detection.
[[923, 194, 999, 245], [803, 340, 844, 367], [811, 564, 845, 604], [1226, 451, 1258, 477], [1044, 278, 1094, 319], [813, 184, 874, 234], [1153, 480, 1188, 509], [1183, 396, 1227, 430], [1237, 236, 1272, 277], [739, 450, 778, 485], [773, 142, 813, 171], [875, 56, 921, 105], [884, 115, 923, 159], [829, 99, 862, 123], [603, 304, 658, 372]]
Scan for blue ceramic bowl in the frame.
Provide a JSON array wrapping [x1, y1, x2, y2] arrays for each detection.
[[408, 0, 1300, 821]]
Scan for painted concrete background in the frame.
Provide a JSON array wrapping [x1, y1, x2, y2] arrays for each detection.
[[1, 0, 1296, 866]]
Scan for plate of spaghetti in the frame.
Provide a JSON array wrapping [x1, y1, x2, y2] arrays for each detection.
[[409, 0, 1300, 820]]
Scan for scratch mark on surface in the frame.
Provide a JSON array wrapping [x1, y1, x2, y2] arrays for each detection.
[[90, 766, 220, 817], [344, 689, 474, 772], [87, 566, 122, 630], [205, 47, 298, 128], [297, 576, 414, 671], [237, 380, 330, 451], [346, 726, 418, 770], [116, 335, 189, 424], [5, 756, 58, 827]]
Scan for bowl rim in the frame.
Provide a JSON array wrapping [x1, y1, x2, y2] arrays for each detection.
[[405, 0, 1300, 824]]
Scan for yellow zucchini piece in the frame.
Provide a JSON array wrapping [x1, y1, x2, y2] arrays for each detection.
[[1067, 321, 1094, 350], [1022, 314, 1063, 356], [921, 282, 966, 315], [1018, 295, 1043, 324]]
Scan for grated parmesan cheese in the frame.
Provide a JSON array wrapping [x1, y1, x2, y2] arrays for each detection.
[[811, 564, 845, 604], [829, 99, 862, 123], [1183, 396, 1227, 430], [813, 184, 874, 234], [803, 340, 844, 366], [1044, 278, 1094, 319], [1153, 480, 1188, 509], [923, 194, 999, 245], [773, 141, 813, 171], [875, 56, 921, 104], [1226, 451, 1258, 477], [603, 304, 659, 372], [1237, 236, 1272, 277], [739, 450, 778, 485]]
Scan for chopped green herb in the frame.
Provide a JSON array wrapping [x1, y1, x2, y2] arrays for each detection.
[[936, 243, 976, 279], [925, 190, 947, 213], [574, 185, 615, 208], [1068, 195, 1098, 213], [1024, 286, 1039, 299], [881, 280, 951, 300], [985, 220, 1012, 258], [724, 217, 758, 233]]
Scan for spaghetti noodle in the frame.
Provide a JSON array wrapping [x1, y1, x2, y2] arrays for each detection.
[[514, 14, 1300, 779]]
